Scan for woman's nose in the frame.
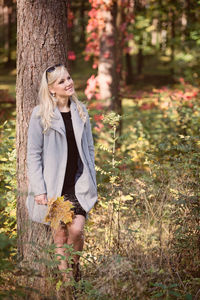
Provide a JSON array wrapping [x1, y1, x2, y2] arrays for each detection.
[[67, 78, 73, 84], [65, 81, 71, 87]]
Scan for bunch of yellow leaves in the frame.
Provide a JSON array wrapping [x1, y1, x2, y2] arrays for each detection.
[[44, 196, 74, 230]]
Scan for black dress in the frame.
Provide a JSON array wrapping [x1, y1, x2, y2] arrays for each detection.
[[60, 109, 86, 218]]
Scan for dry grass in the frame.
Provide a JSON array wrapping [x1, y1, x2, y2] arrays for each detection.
[[79, 168, 200, 300]]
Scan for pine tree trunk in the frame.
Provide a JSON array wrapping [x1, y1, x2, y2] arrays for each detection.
[[170, 9, 175, 76], [98, 1, 121, 117], [79, 0, 86, 45], [98, 7, 115, 108], [185, 0, 196, 39], [3, 3, 12, 64], [16, 0, 70, 298], [125, 53, 133, 84], [137, 40, 143, 76]]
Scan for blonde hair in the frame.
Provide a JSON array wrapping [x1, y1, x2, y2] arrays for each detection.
[[37, 65, 87, 133]]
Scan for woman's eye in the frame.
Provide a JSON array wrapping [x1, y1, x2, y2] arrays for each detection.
[[58, 76, 71, 84]]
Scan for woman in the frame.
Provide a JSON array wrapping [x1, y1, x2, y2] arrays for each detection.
[[26, 64, 98, 281]]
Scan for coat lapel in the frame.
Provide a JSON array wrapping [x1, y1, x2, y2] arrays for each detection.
[[70, 100, 85, 148], [50, 106, 65, 135], [50, 97, 85, 147]]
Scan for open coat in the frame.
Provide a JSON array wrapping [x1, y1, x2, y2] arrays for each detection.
[[26, 98, 98, 224]]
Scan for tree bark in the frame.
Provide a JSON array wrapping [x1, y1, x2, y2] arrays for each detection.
[[135, 0, 146, 76], [137, 38, 143, 76], [185, 0, 196, 39], [123, 1, 134, 85], [170, 9, 175, 76], [3, 2, 12, 64], [16, 0, 69, 297], [98, 1, 121, 118], [79, 0, 86, 45], [125, 53, 133, 84]]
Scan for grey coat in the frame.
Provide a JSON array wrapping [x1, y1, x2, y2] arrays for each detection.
[[26, 98, 98, 224]]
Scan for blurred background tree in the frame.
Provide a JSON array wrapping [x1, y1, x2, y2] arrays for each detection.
[[0, 0, 16, 67]]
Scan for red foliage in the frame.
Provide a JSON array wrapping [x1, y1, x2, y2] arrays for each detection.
[[178, 77, 185, 84], [67, 2, 74, 28], [126, 81, 200, 112], [140, 103, 156, 110], [0, 90, 15, 103], [94, 122, 104, 132], [68, 51, 76, 61], [85, 0, 134, 63], [85, 75, 99, 100], [84, 0, 135, 129], [119, 164, 127, 170], [94, 114, 104, 121], [103, 51, 110, 59]]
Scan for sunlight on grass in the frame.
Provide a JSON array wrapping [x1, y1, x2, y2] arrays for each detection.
[[0, 69, 16, 98], [0, 84, 16, 97]]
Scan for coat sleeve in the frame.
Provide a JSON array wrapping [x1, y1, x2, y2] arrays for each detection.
[[26, 107, 47, 196], [84, 106, 97, 187]]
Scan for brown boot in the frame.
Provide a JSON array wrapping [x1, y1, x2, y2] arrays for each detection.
[[56, 285, 75, 300], [72, 261, 82, 282]]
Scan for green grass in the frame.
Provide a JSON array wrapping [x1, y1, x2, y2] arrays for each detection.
[[0, 58, 200, 299], [0, 68, 16, 98]]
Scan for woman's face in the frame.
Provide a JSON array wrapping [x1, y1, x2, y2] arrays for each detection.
[[49, 69, 74, 99]]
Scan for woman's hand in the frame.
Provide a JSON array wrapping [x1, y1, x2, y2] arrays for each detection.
[[34, 194, 48, 205]]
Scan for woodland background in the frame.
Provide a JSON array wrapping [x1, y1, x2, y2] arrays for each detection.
[[0, 0, 200, 299]]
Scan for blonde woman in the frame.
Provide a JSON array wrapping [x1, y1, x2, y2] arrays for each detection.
[[26, 64, 98, 281]]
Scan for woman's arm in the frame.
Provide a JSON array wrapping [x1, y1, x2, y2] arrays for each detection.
[[27, 107, 47, 197]]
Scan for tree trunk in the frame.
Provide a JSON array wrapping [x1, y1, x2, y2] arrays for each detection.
[[170, 9, 175, 76], [137, 40, 143, 76], [79, 0, 86, 45], [135, 0, 145, 76], [124, 0, 134, 85], [125, 53, 133, 84], [185, 0, 196, 39], [16, 0, 70, 298], [3, 4, 12, 64], [98, 1, 121, 118]]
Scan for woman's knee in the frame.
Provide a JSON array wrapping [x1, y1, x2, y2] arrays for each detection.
[[68, 226, 84, 241], [52, 226, 68, 245]]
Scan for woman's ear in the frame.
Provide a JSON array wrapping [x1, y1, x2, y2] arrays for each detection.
[[49, 87, 55, 94], [48, 82, 55, 95]]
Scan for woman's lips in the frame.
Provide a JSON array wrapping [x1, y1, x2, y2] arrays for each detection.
[[65, 85, 73, 91]]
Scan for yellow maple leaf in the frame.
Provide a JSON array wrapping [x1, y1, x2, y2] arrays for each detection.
[[44, 195, 74, 229]]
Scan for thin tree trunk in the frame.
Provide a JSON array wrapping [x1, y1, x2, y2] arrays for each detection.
[[98, 7, 115, 108], [185, 0, 196, 39], [16, 0, 69, 297], [125, 53, 133, 84], [112, 0, 122, 116], [135, 0, 145, 76], [98, 1, 121, 117], [170, 9, 175, 76], [3, 4, 12, 64], [124, 0, 134, 85], [137, 39, 143, 76], [79, 0, 86, 45]]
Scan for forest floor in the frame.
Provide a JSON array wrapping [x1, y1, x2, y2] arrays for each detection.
[[0, 63, 200, 299]]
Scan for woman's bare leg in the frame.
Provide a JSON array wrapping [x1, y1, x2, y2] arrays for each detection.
[[51, 224, 72, 280], [66, 214, 85, 264], [66, 214, 86, 282], [51, 215, 85, 280]]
